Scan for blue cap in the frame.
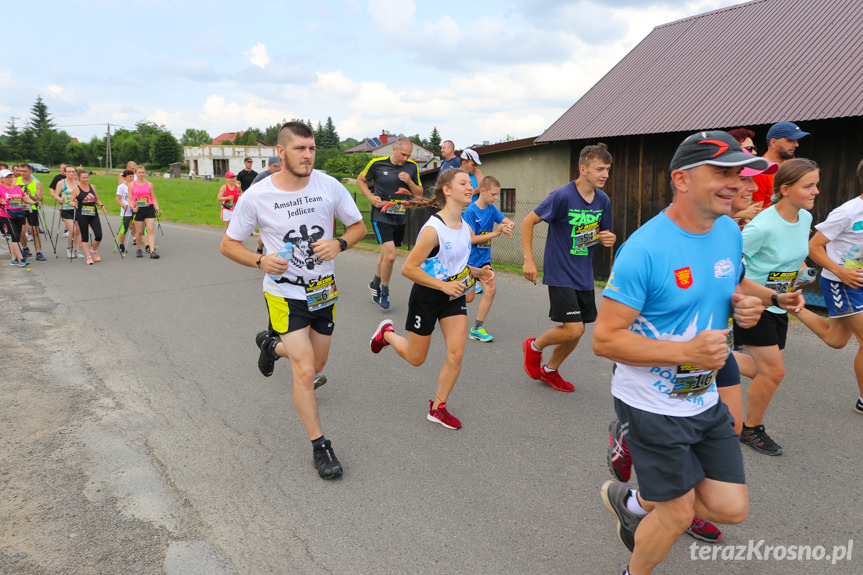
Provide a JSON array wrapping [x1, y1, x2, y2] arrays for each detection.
[[766, 122, 810, 142]]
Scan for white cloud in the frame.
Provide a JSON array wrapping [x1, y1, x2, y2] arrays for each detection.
[[245, 43, 271, 69], [199, 95, 293, 132]]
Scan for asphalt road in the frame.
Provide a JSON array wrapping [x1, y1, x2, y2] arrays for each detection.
[[1, 211, 861, 574]]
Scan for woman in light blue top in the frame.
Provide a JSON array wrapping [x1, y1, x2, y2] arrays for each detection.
[[734, 158, 819, 456]]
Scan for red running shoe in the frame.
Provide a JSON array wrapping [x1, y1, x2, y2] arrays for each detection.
[[427, 401, 462, 429], [607, 418, 632, 482], [370, 320, 394, 354], [686, 518, 723, 543], [522, 337, 543, 380], [539, 366, 574, 392]]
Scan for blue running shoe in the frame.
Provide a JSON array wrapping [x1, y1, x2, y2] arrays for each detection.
[[469, 327, 494, 342], [369, 281, 380, 304], [379, 285, 390, 309]]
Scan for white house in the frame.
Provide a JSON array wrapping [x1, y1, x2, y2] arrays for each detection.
[[183, 144, 276, 178]]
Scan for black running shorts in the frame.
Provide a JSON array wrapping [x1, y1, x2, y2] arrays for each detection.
[[733, 310, 788, 350], [614, 397, 745, 503], [548, 286, 597, 324], [406, 283, 467, 336], [264, 292, 335, 336], [372, 221, 405, 247], [134, 205, 156, 221], [715, 352, 740, 388]]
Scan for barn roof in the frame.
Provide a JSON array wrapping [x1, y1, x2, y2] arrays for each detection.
[[536, 0, 863, 143]]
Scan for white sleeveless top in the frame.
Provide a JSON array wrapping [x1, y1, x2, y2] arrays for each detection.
[[419, 213, 471, 280]]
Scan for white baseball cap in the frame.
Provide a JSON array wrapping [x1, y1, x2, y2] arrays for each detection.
[[460, 148, 481, 165]]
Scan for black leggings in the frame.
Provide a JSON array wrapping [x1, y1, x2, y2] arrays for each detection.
[[3, 216, 24, 242], [76, 212, 102, 243]]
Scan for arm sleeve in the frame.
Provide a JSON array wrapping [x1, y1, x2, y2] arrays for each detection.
[[225, 192, 257, 241], [334, 184, 363, 227], [533, 191, 559, 223], [600, 194, 613, 230], [491, 205, 506, 224], [602, 242, 650, 312]]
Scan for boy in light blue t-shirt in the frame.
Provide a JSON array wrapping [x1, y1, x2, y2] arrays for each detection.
[[463, 176, 514, 342]]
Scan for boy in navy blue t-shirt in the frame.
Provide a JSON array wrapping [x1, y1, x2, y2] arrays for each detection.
[[464, 176, 515, 342], [520, 143, 616, 392]]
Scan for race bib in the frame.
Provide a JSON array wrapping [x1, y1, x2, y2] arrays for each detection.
[[382, 200, 407, 215], [572, 222, 599, 250], [305, 275, 338, 311], [81, 206, 96, 216], [476, 231, 492, 249], [844, 259, 863, 269], [446, 266, 475, 300], [670, 365, 717, 397], [135, 198, 150, 207], [7, 198, 23, 209], [765, 270, 796, 293]]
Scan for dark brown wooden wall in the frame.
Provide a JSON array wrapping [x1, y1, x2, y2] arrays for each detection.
[[567, 118, 863, 282]]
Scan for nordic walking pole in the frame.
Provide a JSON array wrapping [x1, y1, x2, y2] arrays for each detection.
[[37, 203, 58, 258], [156, 209, 165, 236], [99, 206, 123, 259]]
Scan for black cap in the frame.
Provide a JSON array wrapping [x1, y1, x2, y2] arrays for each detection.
[[670, 130, 768, 172]]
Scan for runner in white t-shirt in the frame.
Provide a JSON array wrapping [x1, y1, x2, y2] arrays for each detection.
[[792, 157, 863, 415], [115, 169, 135, 253], [220, 122, 366, 480]]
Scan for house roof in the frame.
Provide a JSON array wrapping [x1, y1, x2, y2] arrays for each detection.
[[537, 0, 863, 143], [212, 132, 241, 144]]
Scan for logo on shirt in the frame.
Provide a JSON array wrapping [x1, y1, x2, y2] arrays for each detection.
[[714, 258, 736, 279], [674, 267, 693, 289]]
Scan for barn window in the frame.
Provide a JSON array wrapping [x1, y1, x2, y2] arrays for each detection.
[[499, 188, 516, 214]]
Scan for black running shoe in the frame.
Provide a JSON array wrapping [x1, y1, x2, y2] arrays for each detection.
[[856, 398, 863, 415], [22, 248, 31, 258], [255, 330, 279, 377], [150, 251, 160, 259], [119, 244, 126, 254], [313, 439, 343, 479], [136, 249, 143, 258], [314, 374, 327, 389], [740, 424, 782, 456], [600, 480, 642, 552], [145, 245, 151, 253]]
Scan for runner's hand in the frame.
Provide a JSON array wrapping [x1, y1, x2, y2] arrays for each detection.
[[776, 291, 804, 313], [836, 267, 863, 289], [683, 329, 730, 371], [731, 292, 764, 328], [523, 261, 538, 284], [264, 254, 289, 276], [311, 240, 339, 261], [440, 280, 467, 298], [597, 230, 616, 247], [371, 197, 383, 209]]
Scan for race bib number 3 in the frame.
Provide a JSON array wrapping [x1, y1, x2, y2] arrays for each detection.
[[306, 275, 338, 311], [446, 266, 475, 300]]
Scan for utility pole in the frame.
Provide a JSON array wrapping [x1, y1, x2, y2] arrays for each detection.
[[106, 122, 113, 173]]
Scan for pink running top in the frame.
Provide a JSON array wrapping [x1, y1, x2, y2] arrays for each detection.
[[0, 183, 26, 218], [130, 180, 154, 208]]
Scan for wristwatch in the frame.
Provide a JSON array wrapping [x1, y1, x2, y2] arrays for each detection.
[[771, 292, 780, 307], [256, 255, 264, 268], [337, 238, 347, 252]]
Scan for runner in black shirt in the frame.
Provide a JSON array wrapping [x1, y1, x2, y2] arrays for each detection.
[[236, 157, 258, 191]]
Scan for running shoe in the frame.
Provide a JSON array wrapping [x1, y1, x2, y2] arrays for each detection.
[[255, 330, 279, 377], [740, 424, 782, 456], [67, 248, 73, 258], [600, 480, 642, 552], [522, 337, 543, 380], [370, 319, 394, 354], [379, 285, 390, 309], [91, 250, 100, 262], [146, 245, 151, 253], [607, 418, 632, 482], [64, 230, 69, 238], [26, 232, 33, 241], [427, 401, 462, 429], [132, 237, 136, 245], [150, 251, 160, 259], [136, 249, 143, 258], [314, 374, 327, 389], [86, 256, 94, 265], [36, 252, 46, 261], [21, 247, 31, 258], [312, 439, 343, 479], [539, 366, 575, 392], [686, 518, 723, 543], [856, 398, 863, 415], [369, 281, 380, 304], [118, 244, 126, 254], [75, 250, 86, 259], [9, 259, 24, 267], [469, 327, 494, 342], [475, 284, 484, 294]]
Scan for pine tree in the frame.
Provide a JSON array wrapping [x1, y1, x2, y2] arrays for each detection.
[[4, 118, 22, 159], [322, 117, 340, 149], [428, 127, 441, 156]]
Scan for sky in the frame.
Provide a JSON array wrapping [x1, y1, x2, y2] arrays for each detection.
[[2, 0, 748, 148]]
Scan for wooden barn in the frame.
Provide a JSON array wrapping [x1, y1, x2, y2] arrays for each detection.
[[476, 0, 863, 281]]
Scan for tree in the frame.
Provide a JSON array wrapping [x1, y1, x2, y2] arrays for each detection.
[[179, 128, 211, 147], [234, 130, 259, 146], [3, 118, 22, 160], [321, 117, 340, 149], [149, 131, 182, 167], [428, 127, 441, 156], [314, 121, 324, 146]]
